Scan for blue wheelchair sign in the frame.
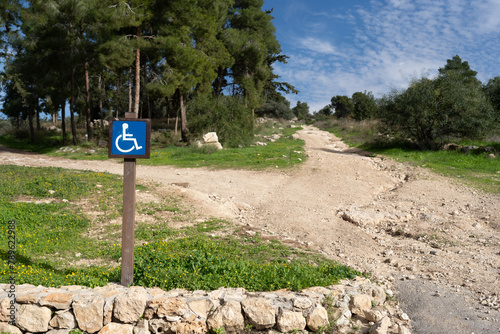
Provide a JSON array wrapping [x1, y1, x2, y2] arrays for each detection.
[[109, 119, 151, 159]]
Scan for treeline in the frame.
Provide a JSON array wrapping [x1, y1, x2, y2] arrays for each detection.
[[316, 55, 500, 149], [0, 0, 299, 147]]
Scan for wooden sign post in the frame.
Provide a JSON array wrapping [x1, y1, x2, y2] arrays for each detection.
[[109, 112, 151, 286]]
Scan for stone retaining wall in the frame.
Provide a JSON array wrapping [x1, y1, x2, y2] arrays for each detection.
[[0, 277, 411, 334]]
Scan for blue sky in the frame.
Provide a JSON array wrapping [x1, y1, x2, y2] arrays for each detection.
[[263, 0, 500, 112]]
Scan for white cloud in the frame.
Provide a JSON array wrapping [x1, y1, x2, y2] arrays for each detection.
[[474, 0, 500, 34], [297, 37, 340, 56]]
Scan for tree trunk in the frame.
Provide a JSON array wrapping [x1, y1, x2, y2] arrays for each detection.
[[81, 24, 92, 141], [179, 90, 189, 142], [52, 113, 56, 125], [214, 67, 225, 97], [98, 73, 104, 127], [128, 67, 132, 114], [133, 26, 141, 115], [175, 111, 178, 137], [36, 108, 40, 130], [70, 69, 77, 145], [147, 95, 151, 119], [61, 100, 67, 146], [28, 104, 35, 144]]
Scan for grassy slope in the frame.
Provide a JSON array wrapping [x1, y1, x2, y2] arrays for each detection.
[[321, 119, 500, 194]]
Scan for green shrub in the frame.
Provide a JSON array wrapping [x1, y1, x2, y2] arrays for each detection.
[[188, 95, 254, 148]]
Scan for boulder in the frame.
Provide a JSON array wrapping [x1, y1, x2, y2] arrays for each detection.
[[146, 297, 188, 319], [40, 292, 75, 310], [98, 322, 134, 334], [170, 320, 207, 334], [0, 322, 22, 334], [49, 310, 77, 329], [203, 132, 219, 143], [206, 300, 245, 334], [370, 285, 386, 306], [349, 294, 372, 315], [46, 330, 73, 334], [133, 319, 150, 334], [187, 298, 214, 319], [276, 308, 306, 333], [72, 294, 105, 333], [293, 297, 313, 309], [370, 316, 391, 334], [16, 304, 52, 332], [306, 305, 329, 332], [113, 291, 149, 323], [0, 296, 15, 322], [241, 298, 276, 330], [149, 319, 170, 334]]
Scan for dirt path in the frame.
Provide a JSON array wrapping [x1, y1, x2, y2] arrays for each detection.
[[1, 125, 499, 333]]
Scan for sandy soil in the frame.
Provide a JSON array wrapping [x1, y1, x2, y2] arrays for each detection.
[[1, 125, 499, 333]]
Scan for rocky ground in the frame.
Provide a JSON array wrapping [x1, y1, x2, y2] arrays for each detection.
[[1, 125, 499, 333]]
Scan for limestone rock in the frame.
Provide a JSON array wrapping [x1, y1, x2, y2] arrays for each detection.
[[49, 310, 77, 329], [364, 308, 384, 322], [147, 297, 188, 319], [370, 285, 386, 306], [398, 323, 412, 334], [187, 298, 214, 319], [170, 320, 207, 334], [133, 319, 150, 334], [203, 132, 219, 143], [98, 322, 134, 334], [0, 296, 14, 322], [241, 298, 276, 330], [206, 300, 245, 334], [202, 132, 223, 150], [370, 316, 391, 334], [40, 292, 75, 310], [46, 330, 73, 334], [0, 322, 22, 334], [306, 305, 329, 332], [72, 294, 105, 333], [149, 319, 170, 334], [114, 291, 149, 323], [293, 297, 313, 309], [16, 292, 40, 304], [349, 294, 372, 315], [103, 298, 114, 326], [276, 308, 306, 333], [16, 304, 52, 332]]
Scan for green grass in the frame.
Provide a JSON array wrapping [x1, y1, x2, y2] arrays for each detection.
[[144, 137, 305, 169], [367, 147, 500, 193], [320, 119, 500, 194], [0, 165, 360, 290], [0, 123, 306, 169]]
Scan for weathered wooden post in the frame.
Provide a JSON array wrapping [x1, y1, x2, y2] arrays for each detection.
[[109, 112, 150, 286]]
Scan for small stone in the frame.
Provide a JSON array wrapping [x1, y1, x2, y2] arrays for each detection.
[[370, 316, 391, 334], [207, 300, 245, 333], [349, 294, 372, 315], [113, 291, 149, 323], [0, 323, 22, 334], [276, 308, 306, 333], [16, 304, 52, 333], [98, 322, 134, 334], [306, 305, 329, 332], [241, 298, 276, 330]]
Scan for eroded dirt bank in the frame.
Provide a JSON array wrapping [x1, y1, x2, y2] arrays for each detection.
[[1, 125, 499, 333]]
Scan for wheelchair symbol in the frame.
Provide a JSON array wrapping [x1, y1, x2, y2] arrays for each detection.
[[115, 123, 143, 153]]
